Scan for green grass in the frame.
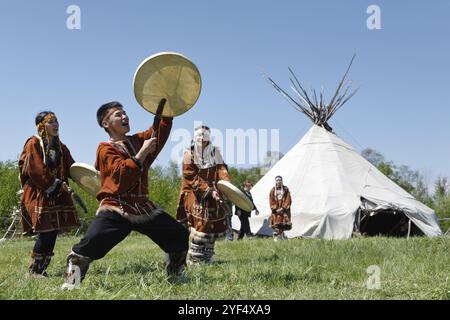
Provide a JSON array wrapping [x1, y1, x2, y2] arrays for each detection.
[[0, 235, 448, 300]]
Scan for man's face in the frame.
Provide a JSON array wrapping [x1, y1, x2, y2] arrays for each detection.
[[275, 178, 282, 188], [45, 117, 59, 137], [244, 183, 252, 191], [103, 108, 130, 135]]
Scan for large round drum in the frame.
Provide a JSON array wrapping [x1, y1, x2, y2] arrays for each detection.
[[133, 52, 202, 117], [69, 163, 101, 197], [216, 180, 254, 212]]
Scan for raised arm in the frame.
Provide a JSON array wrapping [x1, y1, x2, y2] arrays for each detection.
[[133, 117, 173, 164]]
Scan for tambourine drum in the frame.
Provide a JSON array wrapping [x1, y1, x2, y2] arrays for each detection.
[[133, 52, 202, 117], [216, 180, 254, 212], [69, 163, 101, 197]]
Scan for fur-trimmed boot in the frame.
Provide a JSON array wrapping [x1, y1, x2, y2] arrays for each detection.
[[29, 252, 51, 277], [203, 242, 215, 263], [188, 237, 216, 264], [61, 251, 92, 290], [165, 250, 187, 281], [187, 242, 204, 265], [42, 252, 54, 272]]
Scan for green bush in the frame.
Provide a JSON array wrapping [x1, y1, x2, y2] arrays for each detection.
[[228, 166, 263, 188], [148, 161, 181, 217], [0, 161, 21, 231], [431, 177, 450, 233]]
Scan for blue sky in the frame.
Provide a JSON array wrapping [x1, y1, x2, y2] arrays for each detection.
[[1, 0, 449, 185]]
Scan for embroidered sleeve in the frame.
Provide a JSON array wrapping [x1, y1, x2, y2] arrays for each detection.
[[283, 187, 292, 210], [269, 188, 278, 212], [214, 149, 230, 182], [216, 164, 230, 182], [62, 144, 75, 182], [133, 117, 173, 164]]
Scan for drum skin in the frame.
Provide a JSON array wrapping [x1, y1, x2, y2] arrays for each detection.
[[133, 52, 202, 117], [69, 163, 101, 197]]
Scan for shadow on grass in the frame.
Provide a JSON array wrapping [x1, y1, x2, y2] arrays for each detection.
[[52, 261, 161, 278]]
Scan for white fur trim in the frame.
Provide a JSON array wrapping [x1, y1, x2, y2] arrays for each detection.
[[34, 134, 46, 164], [190, 227, 227, 240]]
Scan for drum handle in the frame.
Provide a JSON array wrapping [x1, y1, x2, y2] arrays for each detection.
[[150, 98, 167, 154], [213, 181, 232, 214]]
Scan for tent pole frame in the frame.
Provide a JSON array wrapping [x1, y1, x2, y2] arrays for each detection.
[[407, 219, 412, 239]]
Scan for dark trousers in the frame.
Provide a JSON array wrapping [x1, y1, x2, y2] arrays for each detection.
[[33, 230, 58, 254], [238, 214, 252, 239], [72, 209, 189, 260], [225, 214, 233, 240]]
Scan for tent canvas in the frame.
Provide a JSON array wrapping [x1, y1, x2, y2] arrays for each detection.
[[232, 125, 442, 239]]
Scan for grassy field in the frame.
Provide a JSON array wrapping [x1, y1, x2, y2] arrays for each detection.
[[0, 234, 448, 300]]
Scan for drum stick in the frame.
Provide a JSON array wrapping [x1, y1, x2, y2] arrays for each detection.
[[151, 98, 167, 138], [63, 182, 88, 213], [150, 98, 167, 154]]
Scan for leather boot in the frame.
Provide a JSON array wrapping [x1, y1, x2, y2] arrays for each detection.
[[29, 252, 49, 277], [165, 250, 187, 279], [61, 251, 92, 290]]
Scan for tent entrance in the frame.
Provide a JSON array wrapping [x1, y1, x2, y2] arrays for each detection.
[[355, 208, 424, 237], [355, 198, 424, 237]]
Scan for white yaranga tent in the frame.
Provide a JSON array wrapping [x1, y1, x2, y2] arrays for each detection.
[[232, 125, 442, 239], [232, 55, 442, 239]]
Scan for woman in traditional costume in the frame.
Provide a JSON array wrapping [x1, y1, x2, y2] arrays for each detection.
[[269, 176, 292, 240], [176, 125, 231, 264], [18, 111, 80, 276]]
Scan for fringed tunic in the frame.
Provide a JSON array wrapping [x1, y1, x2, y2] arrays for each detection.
[[19, 136, 80, 234], [269, 186, 292, 231], [176, 145, 231, 240]]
